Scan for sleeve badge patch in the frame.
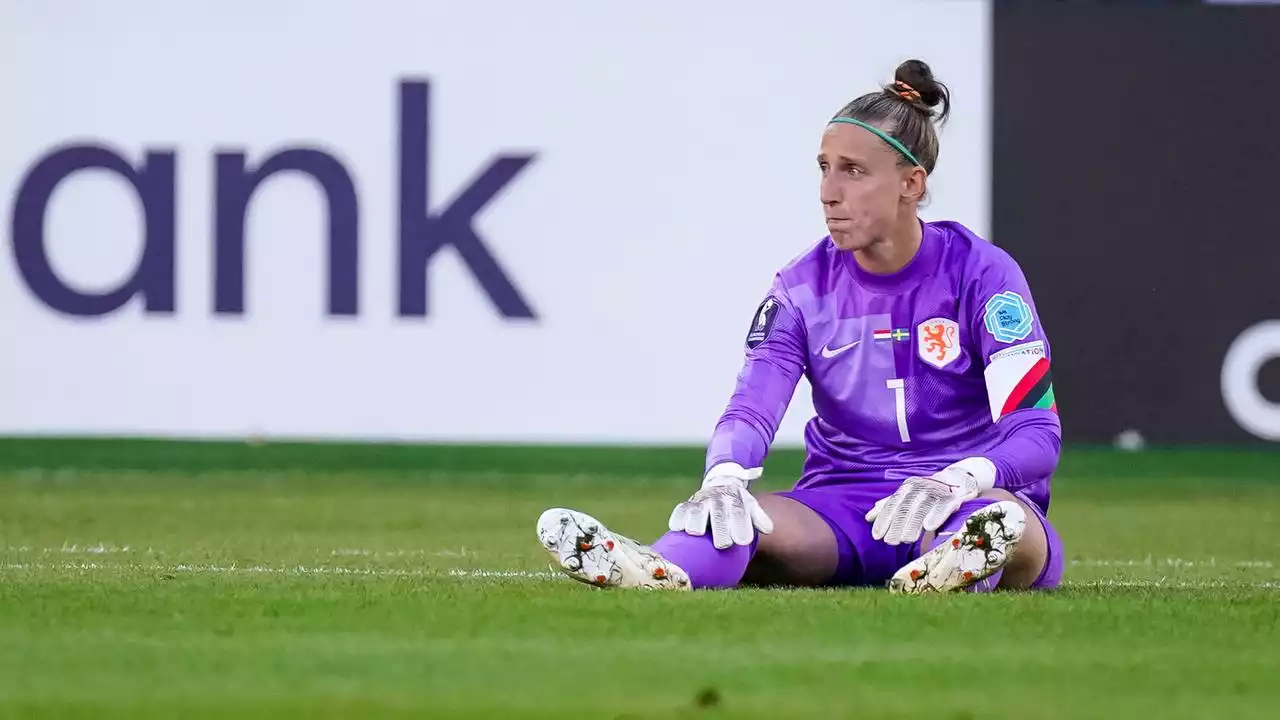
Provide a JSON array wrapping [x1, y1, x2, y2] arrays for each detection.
[[983, 291, 1034, 343], [917, 317, 961, 369], [745, 296, 780, 350]]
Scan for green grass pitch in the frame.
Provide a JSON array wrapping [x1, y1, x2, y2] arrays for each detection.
[[1, 439, 1278, 718]]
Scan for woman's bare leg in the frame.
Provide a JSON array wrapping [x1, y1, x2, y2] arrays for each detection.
[[739, 493, 842, 587]]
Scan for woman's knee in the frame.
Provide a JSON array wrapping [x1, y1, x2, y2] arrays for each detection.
[[979, 488, 1019, 503]]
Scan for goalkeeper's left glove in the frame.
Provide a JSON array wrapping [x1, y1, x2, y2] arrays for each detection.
[[865, 457, 997, 546]]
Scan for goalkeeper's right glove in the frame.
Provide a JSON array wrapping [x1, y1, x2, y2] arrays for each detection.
[[667, 462, 774, 550]]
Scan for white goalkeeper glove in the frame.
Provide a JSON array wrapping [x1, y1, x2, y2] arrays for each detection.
[[866, 457, 997, 546], [668, 462, 774, 550]]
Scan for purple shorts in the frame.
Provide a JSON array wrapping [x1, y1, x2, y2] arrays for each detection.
[[777, 481, 1064, 590]]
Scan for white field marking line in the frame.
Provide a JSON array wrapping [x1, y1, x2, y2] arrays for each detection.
[[5, 544, 141, 555], [4, 545, 477, 559], [6, 547, 1277, 570], [1068, 579, 1280, 590], [1, 561, 557, 580], [2, 562, 434, 577], [331, 548, 478, 558], [3, 562, 1278, 590], [446, 569, 560, 579]]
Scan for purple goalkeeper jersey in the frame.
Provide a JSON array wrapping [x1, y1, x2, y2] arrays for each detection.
[[707, 220, 1062, 512]]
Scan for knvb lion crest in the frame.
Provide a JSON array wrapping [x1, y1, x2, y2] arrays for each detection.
[[918, 317, 960, 369]]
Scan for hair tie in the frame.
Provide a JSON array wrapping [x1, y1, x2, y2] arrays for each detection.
[[894, 81, 922, 102]]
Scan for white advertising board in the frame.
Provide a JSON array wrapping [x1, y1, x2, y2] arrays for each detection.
[[1, 0, 990, 444]]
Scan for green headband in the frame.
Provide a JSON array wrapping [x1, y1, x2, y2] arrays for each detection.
[[828, 117, 921, 168]]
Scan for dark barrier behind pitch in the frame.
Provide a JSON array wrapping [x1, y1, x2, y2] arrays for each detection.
[[992, 4, 1280, 445]]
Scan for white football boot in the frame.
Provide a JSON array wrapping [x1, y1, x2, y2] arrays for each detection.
[[536, 508, 691, 590], [889, 500, 1026, 594]]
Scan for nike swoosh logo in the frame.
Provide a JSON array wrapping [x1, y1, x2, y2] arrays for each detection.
[[819, 340, 860, 359]]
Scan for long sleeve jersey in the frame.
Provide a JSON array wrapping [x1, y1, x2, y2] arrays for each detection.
[[706, 220, 1061, 512]]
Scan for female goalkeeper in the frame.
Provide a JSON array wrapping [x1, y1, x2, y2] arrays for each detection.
[[536, 59, 1064, 594]]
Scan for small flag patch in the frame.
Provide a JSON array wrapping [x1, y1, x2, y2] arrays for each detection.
[[874, 328, 910, 343]]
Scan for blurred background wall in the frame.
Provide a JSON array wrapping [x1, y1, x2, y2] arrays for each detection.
[[993, 2, 1280, 445], [2, 0, 1276, 447]]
